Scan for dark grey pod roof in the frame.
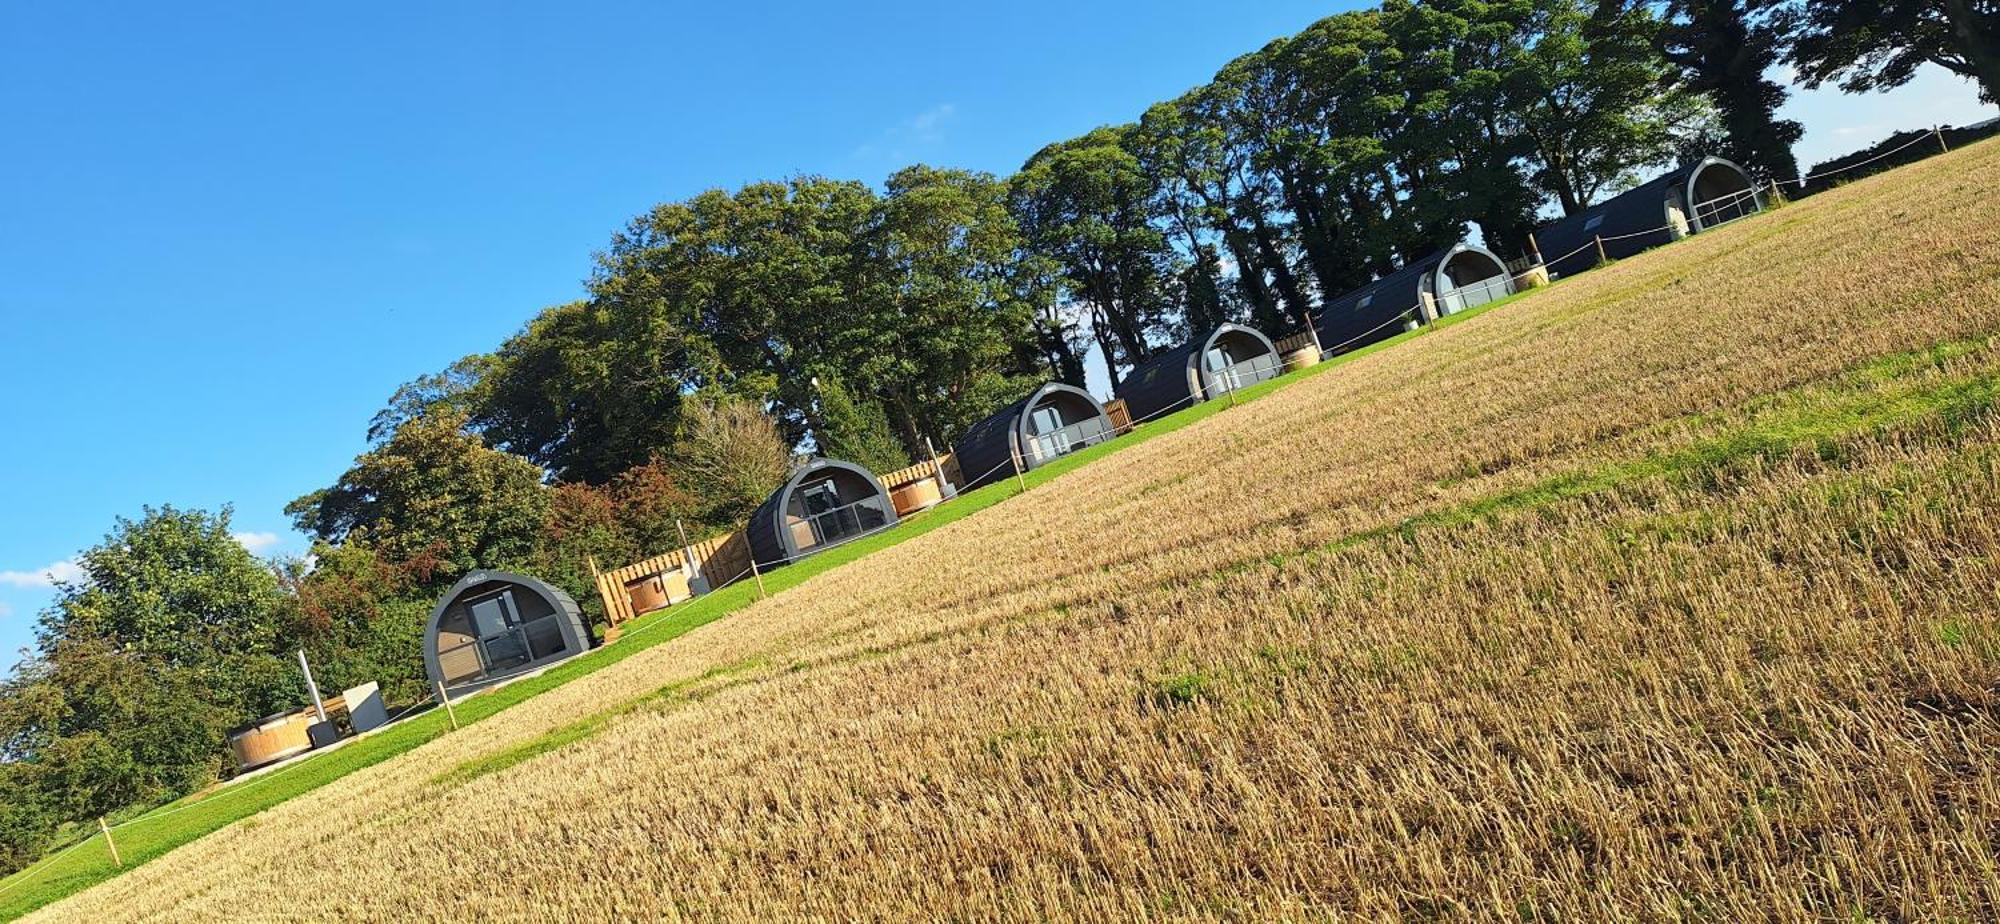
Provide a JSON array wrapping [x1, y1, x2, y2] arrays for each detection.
[[746, 457, 899, 569], [1114, 323, 1277, 423], [952, 382, 1111, 490], [1534, 155, 1758, 278]]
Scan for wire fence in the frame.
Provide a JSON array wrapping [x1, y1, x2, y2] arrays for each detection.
[[1783, 128, 1947, 188], [3, 127, 1969, 901]]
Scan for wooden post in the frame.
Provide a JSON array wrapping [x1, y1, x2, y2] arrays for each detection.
[[98, 817, 121, 868], [1225, 369, 1238, 406], [1527, 232, 1542, 263], [1007, 430, 1029, 493], [1936, 126, 1950, 153], [436, 681, 459, 731], [1593, 235, 1608, 265], [749, 555, 766, 600]]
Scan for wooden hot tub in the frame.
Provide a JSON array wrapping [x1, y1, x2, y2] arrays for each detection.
[[229, 712, 314, 771], [887, 478, 943, 516]]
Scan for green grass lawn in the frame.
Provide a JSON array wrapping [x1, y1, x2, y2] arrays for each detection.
[[0, 293, 1520, 921]]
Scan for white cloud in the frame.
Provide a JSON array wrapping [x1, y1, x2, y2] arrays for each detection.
[[0, 601, 11, 618], [232, 531, 282, 553], [851, 103, 958, 162], [0, 559, 85, 589]]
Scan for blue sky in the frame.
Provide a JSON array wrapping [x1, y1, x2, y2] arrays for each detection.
[[1, 3, 1993, 671]]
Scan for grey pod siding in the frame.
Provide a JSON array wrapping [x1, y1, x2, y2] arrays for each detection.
[[746, 458, 901, 570], [952, 382, 1114, 491], [1312, 241, 1515, 354], [1535, 155, 1762, 278], [1114, 324, 1280, 423], [424, 570, 590, 695]]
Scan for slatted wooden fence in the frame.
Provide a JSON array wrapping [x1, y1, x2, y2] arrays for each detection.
[[876, 454, 952, 492], [1273, 330, 1316, 354], [592, 528, 751, 631], [1103, 398, 1134, 435]]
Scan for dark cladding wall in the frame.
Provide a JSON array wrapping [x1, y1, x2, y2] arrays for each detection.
[[746, 458, 899, 569], [1534, 156, 1759, 278], [1312, 243, 1514, 354], [1313, 247, 1445, 354], [952, 383, 1111, 490], [1114, 324, 1277, 423]]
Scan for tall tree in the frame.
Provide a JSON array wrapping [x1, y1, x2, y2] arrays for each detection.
[[3, 506, 301, 851], [1508, 0, 1704, 214], [1785, 0, 2000, 104], [849, 165, 1045, 453], [286, 411, 550, 579], [1661, 0, 1804, 181], [809, 373, 912, 475], [1010, 127, 1177, 385]]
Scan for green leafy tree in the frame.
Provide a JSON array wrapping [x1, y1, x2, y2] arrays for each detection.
[[674, 394, 793, 527], [286, 411, 550, 579], [0, 506, 301, 866], [1010, 127, 1176, 384], [283, 545, 437, 707], [852, 165, 1047, 452], [367, 354, 492, 446], [1660, 0, 1803, 181], [472, 301, 654, 485], [1508, 0, 1704, 214], [809, 374, 912, 475], [1785, 0, 2000, 104]]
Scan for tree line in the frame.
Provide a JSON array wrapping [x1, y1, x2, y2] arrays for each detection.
[[5, 0, 1995, 877]]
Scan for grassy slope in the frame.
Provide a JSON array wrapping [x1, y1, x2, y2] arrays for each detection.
[[22, 140, 2000, 921], [0, 274, 1507, 920]]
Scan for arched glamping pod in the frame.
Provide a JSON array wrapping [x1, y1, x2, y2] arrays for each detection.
[[425, 571, 591, 695], [1535, 155, 1763, 277], [1114, 324, 1282, 423], [1313, 242, 1517, 354], [747, 458, 900, 569], [953, 382, 1116, 490]]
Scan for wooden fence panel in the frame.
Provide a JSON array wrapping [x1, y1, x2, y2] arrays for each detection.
[[1104, 398, 1134, 435], [592, 527, 751, 631], [1273, 330, 1316, 355], [876, 455, 949, 490]]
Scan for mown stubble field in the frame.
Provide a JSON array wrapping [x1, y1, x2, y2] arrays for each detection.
[[34, 141, 2000, 922]]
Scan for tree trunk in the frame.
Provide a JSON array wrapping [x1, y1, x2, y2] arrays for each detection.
[[1249, 216, 1311, 330], [1222, 227, 1277, 319], [1090, 306, 1122, 388]]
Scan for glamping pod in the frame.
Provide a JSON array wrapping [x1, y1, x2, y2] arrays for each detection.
[[747, 458, 900, 569], [424, 571, 591, 695], [1535, 155, 1763, 278], [953, 382, 1117, 490], [1313, 242, 1518, 353], [1114, 324, 1282, 423]]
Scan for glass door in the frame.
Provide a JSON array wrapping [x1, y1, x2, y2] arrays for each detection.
[[466, 590, 531, 673]]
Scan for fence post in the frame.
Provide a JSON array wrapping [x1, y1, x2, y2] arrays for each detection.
[[1936, 126, 1950, 153], [1007, 430, 1029, 493], [1593, 235, 1608, 265], [436, 681, 459, 731], [749, 556, 766, 600], [98, 817, 121, 868]]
